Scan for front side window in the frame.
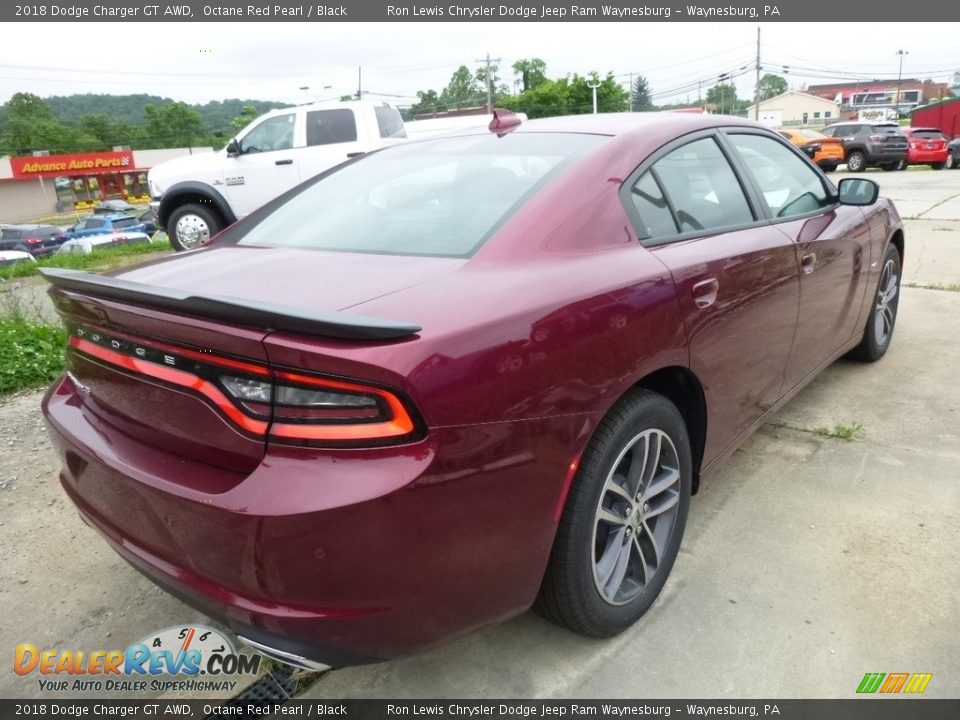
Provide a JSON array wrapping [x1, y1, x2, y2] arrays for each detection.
[[236, 132, 606, 257], [650, 137, 754, 234], [729, 133, 830, 219], [240, 114, 295, 153], [306, 109, 358, 146]]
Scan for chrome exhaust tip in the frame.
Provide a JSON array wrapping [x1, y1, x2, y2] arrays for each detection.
[[238, 636, 333, 673]]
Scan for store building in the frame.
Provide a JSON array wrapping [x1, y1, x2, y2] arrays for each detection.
[[0, 147, 211, 223], [807, 79, 953, 116]]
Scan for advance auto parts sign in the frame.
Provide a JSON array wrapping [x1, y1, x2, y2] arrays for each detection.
[[11, 150, 133, 179]]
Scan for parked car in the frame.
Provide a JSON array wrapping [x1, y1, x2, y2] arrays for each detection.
[[57, 231, 153, 255], [819, 121, 909, 172], [0, 224, 67, 257], [42, 112, 903, 670], [947, 137, 960, 169], [148, 100, 408, 251], [900, 127, 949, 169], [65, 213, 146, 239], [137, 207, 158, 234], [93, 199, 137, 214], [0, 249, 37, 269], [777, 128, 845, 171]]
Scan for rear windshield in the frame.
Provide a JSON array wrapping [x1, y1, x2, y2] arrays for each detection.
[[871, 125, 902, 134], [375, 106, 407, 139], [34, 226, 62, 238], [799, 129, 824, 140], [910, 130, 945, 139], [236, 132, 607, 258], [112, 218, 139, 229]]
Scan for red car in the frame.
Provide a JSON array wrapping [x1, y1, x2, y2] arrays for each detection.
[[41, 113, 904, 670], [902, 127, 949, 169]]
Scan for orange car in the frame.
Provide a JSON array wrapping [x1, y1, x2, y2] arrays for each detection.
[[778, 128, 846, 172]]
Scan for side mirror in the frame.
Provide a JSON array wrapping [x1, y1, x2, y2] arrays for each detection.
[[837, 177, 879, 206], [226, 139, 241, 157]]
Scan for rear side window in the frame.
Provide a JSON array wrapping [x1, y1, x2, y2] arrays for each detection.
[[375, 106, 407, 139], [306, 109, 358, 146], [236, 132, 606, 257], [650, 137, 754, 234], [729, 134, 830, 219], [628, 171, 677, 240]]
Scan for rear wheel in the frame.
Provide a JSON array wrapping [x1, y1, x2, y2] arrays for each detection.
[[931, 162, 945, 170], [946, 154, 956, 170], [849, 243, 901, 363], [167, 203, 224, 251], [846, 151, 866, 172], [881, 162, 899, 171], [538, 390, 692, 637]]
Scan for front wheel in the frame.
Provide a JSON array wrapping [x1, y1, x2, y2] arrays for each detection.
[[820, 163, 838, 173], [167, 203, 224, 251], [846, 151, 866, 172], [538, 390, 692, 637], [848, 244, 901, 363]]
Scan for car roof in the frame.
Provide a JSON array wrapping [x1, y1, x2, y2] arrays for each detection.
[[509, 111, 761, 137], [3, 224, 58, 231]]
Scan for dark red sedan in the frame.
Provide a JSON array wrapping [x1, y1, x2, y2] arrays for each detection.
[[41, 113, 903, 670]]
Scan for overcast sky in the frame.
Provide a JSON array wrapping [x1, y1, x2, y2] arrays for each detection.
[[2, 22, 957, 108]]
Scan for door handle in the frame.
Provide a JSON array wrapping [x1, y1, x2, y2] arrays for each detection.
[[692, 278, 719, 309], [275, 159, 293, 165], [346, 152, 365, 158], [801, 252, 816, 274]]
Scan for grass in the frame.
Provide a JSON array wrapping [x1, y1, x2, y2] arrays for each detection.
[[0, 315, 66, 394], [903, 281, 960, 293], [815, 422, 864, 442], [0, 238, 172, 282]]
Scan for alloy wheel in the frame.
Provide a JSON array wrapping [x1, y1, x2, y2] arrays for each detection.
[[874, 257, 899, 347]]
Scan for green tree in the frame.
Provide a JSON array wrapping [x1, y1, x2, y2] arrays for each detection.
[[631, 76, 654, 111], [706, 83, 738, 113], [568, 73, 630, 114], [512, 58, 548, 93], [230, 104, 260, 133], [409, 89, 447, 118], [757, 73, 788, 102], [143, 102, 209, 149], [0, 92, 70, 153], [440, 65, 484, 109]]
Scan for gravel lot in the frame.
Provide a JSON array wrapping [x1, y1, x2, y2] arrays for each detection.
[[1, 170, 958, 700]]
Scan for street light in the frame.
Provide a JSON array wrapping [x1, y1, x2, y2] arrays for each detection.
[[587, 75, 601, 114], [895, 50, 909, 118]]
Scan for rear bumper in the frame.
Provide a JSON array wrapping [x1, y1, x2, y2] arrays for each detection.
[[43, 372, 583, 665], [907, 149, 948, 164], [865, 147, 908, 163]]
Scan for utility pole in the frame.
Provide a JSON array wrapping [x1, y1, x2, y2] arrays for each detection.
[[587, 75, 601, 114], [895, 49, 909, 118], [629, 72, 634, 112], [356, 66, 362, 100], [475, 53, 502, 113], [754, 26, 761, 120]]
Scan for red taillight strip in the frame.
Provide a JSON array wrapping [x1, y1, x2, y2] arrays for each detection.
[[270, 370, 416, 441], [69, 337, 269, 436]]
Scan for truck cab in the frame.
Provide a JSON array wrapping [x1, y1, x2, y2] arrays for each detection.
[[149, 101, 407, 250]]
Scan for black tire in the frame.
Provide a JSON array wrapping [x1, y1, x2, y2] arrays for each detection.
[[538, 389, 692, 638], [846, 151, 866, 172], [946, 154, 956, 170], [820, 163, 838, 173], [167, 203, 224, 252], [881, 162, 899, 172], [896, 160, 908, 170], [848, 243, 901, 363], [930, 162, 945, 171]]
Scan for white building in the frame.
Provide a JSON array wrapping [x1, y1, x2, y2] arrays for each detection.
[[745, 91, 842, 127]]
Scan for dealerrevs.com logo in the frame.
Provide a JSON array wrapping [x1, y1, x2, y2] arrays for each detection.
[[14, 625, 261, 693]]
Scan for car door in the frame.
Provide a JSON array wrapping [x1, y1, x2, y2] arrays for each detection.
[[224, 111, 300, 218], [298, 108, 366, 182], [724, 131, 871, 390], [623, 133, 800, 465]]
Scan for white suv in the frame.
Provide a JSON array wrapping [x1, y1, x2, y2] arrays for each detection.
[[148, 101, 407, 250]]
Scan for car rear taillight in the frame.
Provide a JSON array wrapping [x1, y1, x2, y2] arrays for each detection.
[[26, 236, 43, 245], [869, 134, 887, 142], [67, 324, 419, 447]]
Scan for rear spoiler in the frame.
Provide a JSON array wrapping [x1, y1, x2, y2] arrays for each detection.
[[39, 268, 421, 341]]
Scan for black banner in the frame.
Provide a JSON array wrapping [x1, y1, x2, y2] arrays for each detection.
[[3, 0, 959, 22], [1, 700, 959, 720]]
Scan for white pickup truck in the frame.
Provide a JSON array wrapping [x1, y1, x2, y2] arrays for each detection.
[[148, 101, 408, 250]]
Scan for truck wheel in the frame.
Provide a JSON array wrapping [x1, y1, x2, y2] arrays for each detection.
[[846, 151, 866, 172], [167, 204, 223, 251]]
